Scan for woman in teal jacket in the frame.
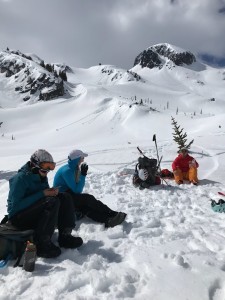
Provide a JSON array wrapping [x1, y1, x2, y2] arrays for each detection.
[[7, 149, 83, 258], [53, 149, 127, 228], [8, 163, 49, 218]]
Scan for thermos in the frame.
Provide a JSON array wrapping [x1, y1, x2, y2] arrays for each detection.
[[23, 241, 36, 272]]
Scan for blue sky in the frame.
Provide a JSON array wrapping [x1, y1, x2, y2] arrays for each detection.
[[0, 0, 225, 68]]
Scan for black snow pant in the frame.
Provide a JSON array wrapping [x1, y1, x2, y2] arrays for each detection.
[[9, 192, 75, 243], [68, 191, 117, 224]]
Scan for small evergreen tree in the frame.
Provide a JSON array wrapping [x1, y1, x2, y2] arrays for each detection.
[[171, 116, 194, 151]]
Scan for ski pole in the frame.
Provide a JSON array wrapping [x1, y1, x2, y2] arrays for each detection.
[[137, 146, 146, 157], [152, 135, 169, 186], [153, 134, 162, 172], [153, 134, 160, 164]]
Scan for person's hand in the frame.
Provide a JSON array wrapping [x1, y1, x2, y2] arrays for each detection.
[[189, 159, 196, 168], [173, 168, 180, 176], [43, 187, 59, 197], [81, 163, 88, 176]]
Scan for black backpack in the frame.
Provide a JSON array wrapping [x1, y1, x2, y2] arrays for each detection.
[[133, 156, 160, 189], [0, 222, 33, 268]]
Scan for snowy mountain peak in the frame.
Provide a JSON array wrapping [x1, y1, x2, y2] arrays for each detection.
[[133, 43, 196, 69], [0, 49, 68, 103]]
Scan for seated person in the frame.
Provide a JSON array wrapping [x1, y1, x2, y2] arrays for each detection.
[[172, 147, 199, 185], [7, 149, 83, 258], [53, 149, 127, 228]]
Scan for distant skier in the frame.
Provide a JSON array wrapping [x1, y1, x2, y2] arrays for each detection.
[[6, 149, 83, 258], [172, 147, 199, 185], [53, 149, 127, 228]]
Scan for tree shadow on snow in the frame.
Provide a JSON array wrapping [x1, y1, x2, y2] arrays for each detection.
[[199, 179, 220, 185], [151, 178, 220, 188], [0, 170, 17, 181]]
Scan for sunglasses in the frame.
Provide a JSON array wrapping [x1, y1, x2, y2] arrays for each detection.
[[39, 162, 56, 173], [39, 168, 51, 174]]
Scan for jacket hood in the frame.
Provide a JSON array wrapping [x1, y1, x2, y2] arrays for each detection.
[[68, 157, 80, 170], [18, 162, 32, 174]]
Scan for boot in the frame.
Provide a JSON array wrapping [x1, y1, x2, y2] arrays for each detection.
[[58, 228, 83, 249], [36, 241, 61, 258], [190, 180, 198, 185], [105, 212, 127, 228]]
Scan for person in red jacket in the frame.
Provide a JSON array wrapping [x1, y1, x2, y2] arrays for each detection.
[[172, 147, 199, 185]]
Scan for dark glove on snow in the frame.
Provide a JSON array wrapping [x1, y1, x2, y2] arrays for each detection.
[[81, 163, 88, 176]]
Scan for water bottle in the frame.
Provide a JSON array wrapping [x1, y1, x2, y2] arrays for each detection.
[[23, 241, 36, 272]]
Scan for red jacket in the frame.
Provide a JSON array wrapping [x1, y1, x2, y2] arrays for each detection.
[[172, 154, 199, 172]]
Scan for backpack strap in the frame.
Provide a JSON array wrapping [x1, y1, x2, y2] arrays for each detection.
[[0, 215, 8, 225], [133, 163, 140, 188], [13, 252, 24, 268], [134, 163, 139, 174]]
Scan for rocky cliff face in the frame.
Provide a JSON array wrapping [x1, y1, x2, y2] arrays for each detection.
[[0, 49, 66, 101], [134, 43, 196, 69]]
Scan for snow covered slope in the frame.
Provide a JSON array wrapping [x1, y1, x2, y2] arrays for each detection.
[[0, 44, 225, 300]]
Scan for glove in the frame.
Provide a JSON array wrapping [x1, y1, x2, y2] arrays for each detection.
[[81, 163, 88, 176]]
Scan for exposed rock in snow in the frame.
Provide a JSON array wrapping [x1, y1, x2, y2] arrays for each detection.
[[0, 49, 66, 102], [134, 43, 196, 69]]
